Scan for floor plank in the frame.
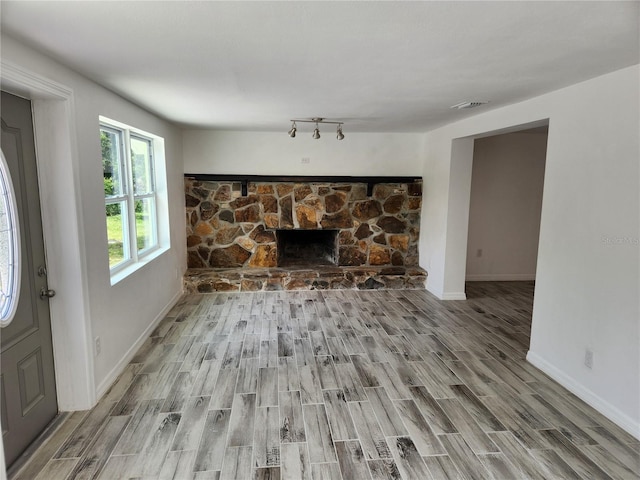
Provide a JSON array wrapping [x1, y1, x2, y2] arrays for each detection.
[[136, 412, 182, 477], [194, 409, 231, 472], [65, 415, 129, 480], [280, 443, 312, 480], [393, 399, 445, 456], [170, 395, 210, 452], [367, 458, 402, 480], [365, 387, 408, 437], [220, 446, 253, 480], [322, 390, 358, 441], [254, 406, 281, 467], [228, 393, 257, 447], [348, 401, 391, 461], [303, 404, 338, 464], [335, 441, 371, 479], [387, 436, 432, 479], [279, 390, 306, 443]]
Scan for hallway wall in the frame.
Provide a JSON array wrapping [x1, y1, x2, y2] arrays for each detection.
[[466, 131, 547, 281]]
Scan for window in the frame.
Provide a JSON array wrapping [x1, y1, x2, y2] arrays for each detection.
[[101, 118, 165, 278], [0, 150, 20, 325]]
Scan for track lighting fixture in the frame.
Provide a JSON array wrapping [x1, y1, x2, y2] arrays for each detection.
[[288, 118, 344, 140]]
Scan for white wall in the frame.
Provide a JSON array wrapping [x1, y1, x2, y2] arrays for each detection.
[[183, 130, 424, 176], [466, 132, 547, 281], [0, 36, 186, 407], [421, 65, 639, 438]]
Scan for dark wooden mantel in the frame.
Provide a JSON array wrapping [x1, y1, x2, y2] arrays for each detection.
[[184, 174, 422, 196]]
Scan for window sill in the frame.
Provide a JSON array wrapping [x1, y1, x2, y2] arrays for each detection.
[[109, 245, 169, 286]]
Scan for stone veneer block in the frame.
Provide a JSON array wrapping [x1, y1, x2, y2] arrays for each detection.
[[296, 204, 318, 229], [352, 200, 383, 221], [320, 210, 353, 229], [249, 244, 277, 268]]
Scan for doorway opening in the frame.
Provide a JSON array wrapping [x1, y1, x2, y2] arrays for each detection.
[[465, 126, 548, 283], [463, 124, 548, 343]]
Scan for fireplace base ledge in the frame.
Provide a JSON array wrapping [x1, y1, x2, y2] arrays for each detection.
[[184, 265, 427, 293]]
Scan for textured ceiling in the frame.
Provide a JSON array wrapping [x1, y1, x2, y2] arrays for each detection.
[[2, 1, 638, 132]]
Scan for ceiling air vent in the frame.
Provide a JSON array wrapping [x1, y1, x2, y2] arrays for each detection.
[[450, 101, 489, 110]]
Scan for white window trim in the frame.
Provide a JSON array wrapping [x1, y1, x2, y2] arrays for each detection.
[[100, 116, 169, 285]]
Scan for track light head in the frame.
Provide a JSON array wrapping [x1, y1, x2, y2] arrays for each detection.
[[312, 126, 321, 139], [336, 125, 344, 140], [288, 122, 297, 138]]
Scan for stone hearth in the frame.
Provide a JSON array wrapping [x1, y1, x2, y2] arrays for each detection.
[[184, 265, 427, 293]]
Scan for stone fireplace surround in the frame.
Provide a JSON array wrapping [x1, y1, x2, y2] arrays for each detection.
[[184, 175, 427, 292]]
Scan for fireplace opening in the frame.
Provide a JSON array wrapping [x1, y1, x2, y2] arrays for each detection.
[[276, 229, 338, 267]]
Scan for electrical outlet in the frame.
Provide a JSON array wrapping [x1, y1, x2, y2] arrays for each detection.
[[95, 337, 101, 357], [584, 348, 593, 369], [477, 249, 483, 258], [301, 157, 310, 164]]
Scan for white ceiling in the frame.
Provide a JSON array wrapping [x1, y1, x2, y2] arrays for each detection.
[[2, 1, 638, 132]]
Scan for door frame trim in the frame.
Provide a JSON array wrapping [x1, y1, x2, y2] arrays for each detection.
[[1, 61, 96, 411]]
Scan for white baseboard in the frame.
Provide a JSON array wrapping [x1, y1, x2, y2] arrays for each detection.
[[426, 285, 467, 301], [440, 292, 467, 300], [96, 289, 183, 399], [527, 351, 640, 441], [465, 273, 536, 281]]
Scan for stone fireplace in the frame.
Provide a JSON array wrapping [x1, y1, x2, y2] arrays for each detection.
[[184, 175, 427, 291]]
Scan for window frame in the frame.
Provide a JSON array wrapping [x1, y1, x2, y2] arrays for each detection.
[[100, 118, 164, 281]]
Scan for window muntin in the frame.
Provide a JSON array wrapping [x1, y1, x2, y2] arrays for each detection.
[[101, 122, 159, 272], [0, 150, 20, 325]]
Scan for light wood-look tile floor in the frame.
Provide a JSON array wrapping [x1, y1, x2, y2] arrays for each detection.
[[11, 282, 640, 479]]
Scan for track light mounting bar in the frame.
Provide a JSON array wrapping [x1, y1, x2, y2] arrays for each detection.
[[289, 117, 343, 125]]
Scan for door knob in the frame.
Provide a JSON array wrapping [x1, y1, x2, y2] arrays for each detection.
[[40, 288, 56, 299]]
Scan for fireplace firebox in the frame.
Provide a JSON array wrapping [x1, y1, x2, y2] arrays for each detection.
[[276, 229, 338, 267]]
